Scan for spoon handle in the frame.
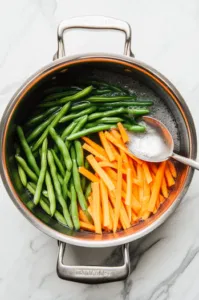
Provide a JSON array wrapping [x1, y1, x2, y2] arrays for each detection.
[[172, 153, 199, 170]]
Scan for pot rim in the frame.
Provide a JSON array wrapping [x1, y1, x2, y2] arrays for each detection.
[[0, 52, 197, 247]]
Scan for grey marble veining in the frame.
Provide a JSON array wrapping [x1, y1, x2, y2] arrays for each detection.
[[1, 0, 199, 299]]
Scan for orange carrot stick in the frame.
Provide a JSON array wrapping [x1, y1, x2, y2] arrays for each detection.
[[80, 221, 95, 232], [128, 157, 137, 177], [100, 179, 110, 228], [82, 136, 107, 157], [148, 161, 166, 212], [165, 164, 175, 187], [83, 143, 107, 161], [120, 149, 130, 169], [125, 168, 132, 206], [99, 131, 115, 162], [111, 128, 123, 143], [117, 122, 129, 143], [98, 161, 127, 174], [108, 142, 120, 160], [113, 156, 122, 232], [79, 166, 99, 182], [160, 194, 165, 204], [161, 176, 169, 198], [105, 131, 142, 164], [168, 160, 177, 178], [150, 163, 158, 175], [143, 162, 152, 184], [87, 155, 115, 191], [91, 182, 102, 234], [79, 208, 91, 223]]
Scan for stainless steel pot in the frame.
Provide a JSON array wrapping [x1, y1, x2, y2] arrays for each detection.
[[0, 16, 197, 284]]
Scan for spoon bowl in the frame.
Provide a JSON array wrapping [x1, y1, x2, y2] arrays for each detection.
[[128, 116, 199, 170]]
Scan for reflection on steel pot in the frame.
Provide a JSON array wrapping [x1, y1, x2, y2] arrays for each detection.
[[0, 16, 197, 284]]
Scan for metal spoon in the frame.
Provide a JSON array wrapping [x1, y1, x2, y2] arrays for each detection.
[[128, 116, 199, 170]]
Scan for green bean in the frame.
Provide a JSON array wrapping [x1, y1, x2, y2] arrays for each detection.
[[44, 86, 82, 95], [44, 90, 79, 101], [70, 181, 80, 230], [92, 89, 112, 95], [87, 107, 124, 121], [81, 159, 89, 192], [70, 102, 91, 112], [122, 115, 138, 125], [85, 182, 92, 198], [60, 117, 83, 140], [59, 106, 96, 123], [86, 80, 123, 92], [49, 127, 72, 171], [67, 125, 113, 141], [87, 95, 134, 102], [45, 171, 56, 216], [123, 124, 146, 132], [38, 86, 93, 108], [51, 149, 65, 177], [26, 183, 66, 225], [15, 155, 38, 182], [25, 107, 59, 127], [32, 102, 71, 152], [71, 115, 88, 135], [33, 139, 48, 205], [17, 165, 27, 186], [71, 146, 87, 211], [62, 170, 71, 200], [58, 173, 64, 185], [87, 117, 123, 128], [47, 150, 73, 228], [101, 100, 153, 107], [88, 108, 149, 121], [17, 126, 40, 175], [74, 140, 84, 167], [127, 108, 149, 116], [27, 112, 58, 143]]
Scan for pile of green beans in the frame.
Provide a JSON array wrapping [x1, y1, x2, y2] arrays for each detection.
[[15, 80, 153, 230]]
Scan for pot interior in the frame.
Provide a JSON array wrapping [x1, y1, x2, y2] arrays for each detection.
[[1, 57, 196, 246]]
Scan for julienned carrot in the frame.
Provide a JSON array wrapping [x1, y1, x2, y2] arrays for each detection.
[[137, 164, 144, 202], [161, 176, 169, 198], [128, 157, 137, 177], [91, 182, 102, 234], [117, 122, 129, 143], [79, 166, 99, 182], [79, 208, 91, 223], [148, 161, 166, 212], [150, 163, 158, 174], [125, 168, 132, 206], [108, 202, 114, 231], [83, 143, 107, 161], [82, 136, 107, 157], [168, 160, 177, 178], [111, 129, 123, 143], [125, 169, 132, 221], [98, 161, 127, 174], [131, 193, 141, 215], [105, 131, 142, 164], [80, 221, 95, 232], [87, 155, 115, 191], [120, 149, 130, 169], [99, 131, 115, 162], [113, 156, 122, 232], [143, 162, 152, 184], [165, 164, 175, 187], [108, 142, 120, 160], [160, 194, 165, 204], [132, 178, 142, 187], [100, 180, 110, 228]]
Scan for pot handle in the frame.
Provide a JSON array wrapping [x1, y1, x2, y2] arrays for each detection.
[[54, 16, 132, 59], [57, 242, 130, 284]]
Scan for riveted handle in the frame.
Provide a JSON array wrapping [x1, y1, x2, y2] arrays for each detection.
[[57, 242, 130, 284], [54, 16, 132, 59]]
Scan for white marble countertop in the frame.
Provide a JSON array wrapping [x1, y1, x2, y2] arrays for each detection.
[[1, 0, 199, 299]]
